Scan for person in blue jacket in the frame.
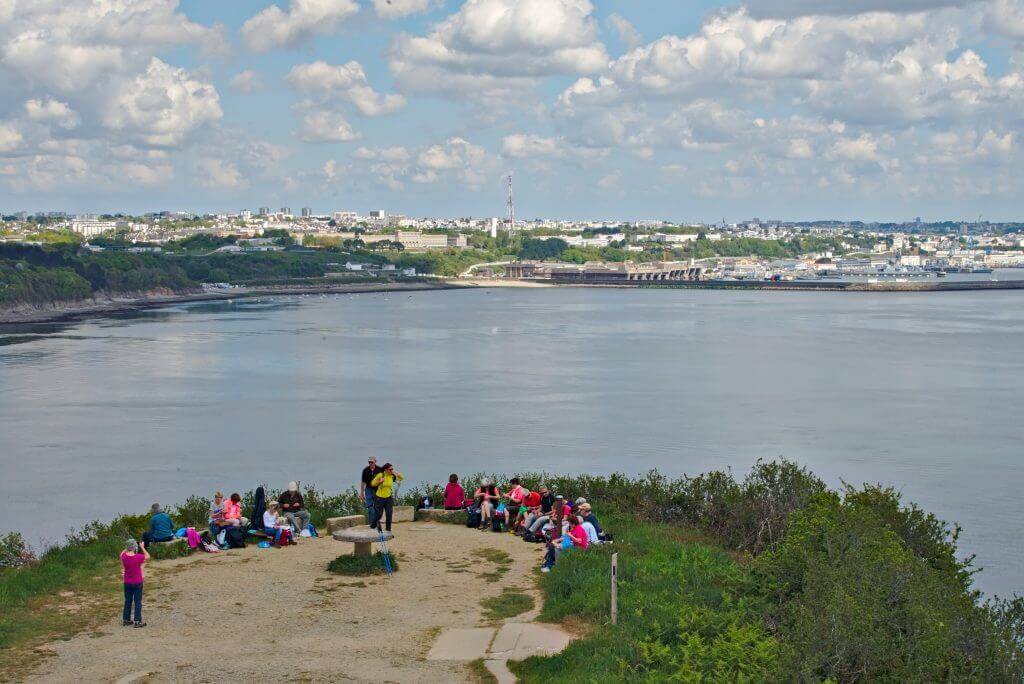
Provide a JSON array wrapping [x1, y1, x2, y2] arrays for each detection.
[[141, 503, 175, 549]]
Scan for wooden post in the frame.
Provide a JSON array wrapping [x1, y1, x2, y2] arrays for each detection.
[[610, 552, 619, 626]]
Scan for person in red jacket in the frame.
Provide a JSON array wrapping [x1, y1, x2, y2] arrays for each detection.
[[443, 474, 466, 510]]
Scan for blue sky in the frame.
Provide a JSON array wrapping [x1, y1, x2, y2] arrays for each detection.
[[1, 0, 1023, 221]]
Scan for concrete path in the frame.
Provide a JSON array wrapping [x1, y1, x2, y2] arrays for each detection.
[[426, 606, 575, 683]]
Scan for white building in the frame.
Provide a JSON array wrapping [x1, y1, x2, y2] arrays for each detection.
[[71, 220, 116, 237]]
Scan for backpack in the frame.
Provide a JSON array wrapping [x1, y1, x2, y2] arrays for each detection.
[[225, 527, 246, 549], [466, 511, 481, 528], [491, 516, 504, 533]]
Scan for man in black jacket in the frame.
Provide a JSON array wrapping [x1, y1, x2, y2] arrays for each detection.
[[279, 481, 309, 533], [360, 457, 382, 527]]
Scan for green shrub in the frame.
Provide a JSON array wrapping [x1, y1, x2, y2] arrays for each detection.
[[327, 553, 398, 576], [147, 539, 193, 561], [755, 492, 1024, 681], [0, 533, 36, 569]]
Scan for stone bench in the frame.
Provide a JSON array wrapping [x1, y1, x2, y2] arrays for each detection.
[[326, 515, 366, 534], [416, 509, 467, 524], [333, 527, 394, 556]]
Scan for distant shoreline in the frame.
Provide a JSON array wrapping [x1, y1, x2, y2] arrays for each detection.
[[2, 275, 1021, 326], [0, 281, 471, 326]]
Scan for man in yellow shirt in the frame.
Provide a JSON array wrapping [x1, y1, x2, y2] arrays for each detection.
[[370, 463, 404, 532]]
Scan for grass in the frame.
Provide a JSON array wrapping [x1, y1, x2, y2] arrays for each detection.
[[468, 658, 498, 683], [508, 512, 783, 683], [481, 589, 534, 621], [472, 548, 514, 580], [327, 553, 399, 576]]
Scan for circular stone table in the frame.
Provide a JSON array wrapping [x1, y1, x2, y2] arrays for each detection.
[[332, 528, 393, 556]]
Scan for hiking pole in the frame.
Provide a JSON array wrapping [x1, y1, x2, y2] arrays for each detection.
[[378, 528, 394, 575]]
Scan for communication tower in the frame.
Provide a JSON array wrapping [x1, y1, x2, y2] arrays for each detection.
[[505, 173, 515, 231]]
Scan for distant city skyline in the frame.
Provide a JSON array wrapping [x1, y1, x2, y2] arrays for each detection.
[[1, 1, 1023, 221]]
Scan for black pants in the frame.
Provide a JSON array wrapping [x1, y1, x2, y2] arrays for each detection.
[[141, 532, 173, 548], [123, 582, 143, 622], [373, 496, 394, 531]]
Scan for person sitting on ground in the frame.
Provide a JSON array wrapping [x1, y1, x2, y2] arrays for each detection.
[[520, 490, 544, 535], [527, 494, 566, 536], [141, 504, 175, 549], [577, 504, 601, 544], [121, 538, 150, 627], [539, 486, 554, 515], [262, 502, 294, 546], [222, 493, 249, 528], [474, 478, 501, 530], [278, 482, 310, 534], [541, 513, 589, 573], [578, 502, 604, 541], [208, 491, 226, 537], [443, 474, 466, 510], [370, 463, 404, 533]]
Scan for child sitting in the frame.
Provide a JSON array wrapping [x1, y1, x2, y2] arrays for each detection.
[[262, 502, 294, 546]]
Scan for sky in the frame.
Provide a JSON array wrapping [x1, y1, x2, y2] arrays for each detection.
[[1, 0, 1023, 221]]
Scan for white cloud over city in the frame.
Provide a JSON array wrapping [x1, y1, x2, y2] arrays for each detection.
[[0, 0, 1022, 218]]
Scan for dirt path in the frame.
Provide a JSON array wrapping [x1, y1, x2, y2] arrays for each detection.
[[26, 523, 547, 683]]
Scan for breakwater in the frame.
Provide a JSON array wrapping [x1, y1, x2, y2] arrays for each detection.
[[636, 279, 1024, 292]]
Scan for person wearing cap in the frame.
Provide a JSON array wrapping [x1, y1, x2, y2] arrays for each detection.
[[370, 463, 404, 532], [279, 481, 310, 534], [141, 503, 175, 550], [360, 457, 382, 527]]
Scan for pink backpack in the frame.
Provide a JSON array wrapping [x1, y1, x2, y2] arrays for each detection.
[[186, 527, 202, 549]]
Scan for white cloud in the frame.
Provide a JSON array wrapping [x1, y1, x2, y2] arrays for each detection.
[[597, 171, 621, 188], [286, 61, 405, 116], [103, 58, 222, 147], [296, 109, 359, 142], [241, 0, 359, 53], [746, 0, 972, 18], [985, 0, 1024, 39], [0, 123, 24, 153], [229, 70, 265, 93], [374, 0, 434, 20], [24, 99, 81, 129], [502, 133, 561, 158], [0, 0, 223, 92], [353, 137, 496, 189], [388, 0, 608, 98], [606, 13, 642, 48], [197, 158, 244, 187]]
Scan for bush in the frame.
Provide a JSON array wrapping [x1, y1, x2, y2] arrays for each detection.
[[754, 491, 1024, 681], [0, 533, 36, 569]]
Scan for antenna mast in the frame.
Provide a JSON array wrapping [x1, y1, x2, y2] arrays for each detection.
[[505, 173, 515, 231]]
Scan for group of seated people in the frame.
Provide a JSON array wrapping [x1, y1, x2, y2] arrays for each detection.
[[141, 482, 311, 551], [442, 474, 608, 571]]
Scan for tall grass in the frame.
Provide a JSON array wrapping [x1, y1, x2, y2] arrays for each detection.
[[511, 513, 784, 682]]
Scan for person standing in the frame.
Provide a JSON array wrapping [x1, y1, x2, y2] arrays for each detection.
[[360, 457, 382, 527], [121, 539, 149, 627], [279, 481, 310, 534], [370, 463, 404, 532]]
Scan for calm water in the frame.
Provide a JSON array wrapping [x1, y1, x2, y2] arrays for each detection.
[[2, 284, 1023, 595]]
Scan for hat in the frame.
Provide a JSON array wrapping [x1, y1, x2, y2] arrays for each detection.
[[554, 494, 564, 500], [575, 497, 587, 505]]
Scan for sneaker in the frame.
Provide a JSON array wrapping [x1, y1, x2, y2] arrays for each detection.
[[122, 620, 133, 627], [134, 621, 147, 628], [540, 566, 551, 573]]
